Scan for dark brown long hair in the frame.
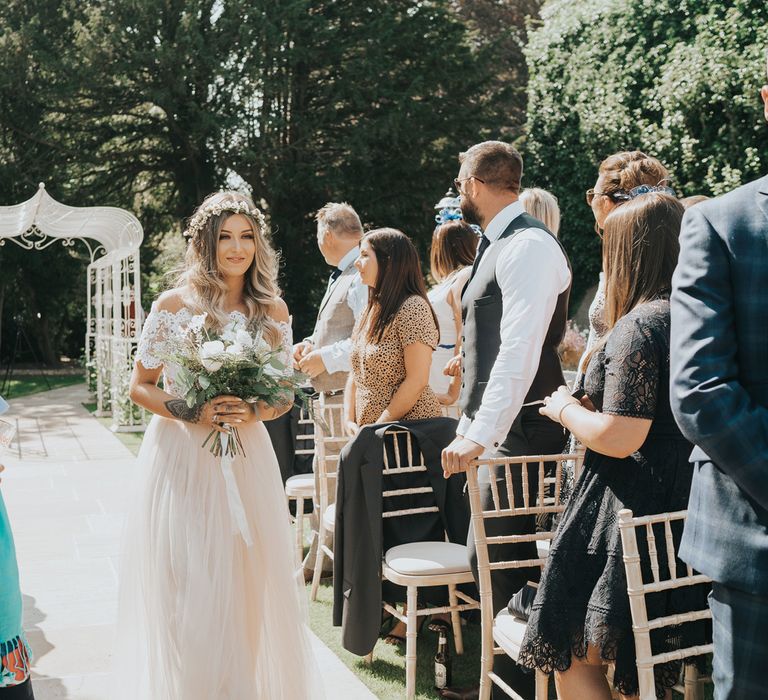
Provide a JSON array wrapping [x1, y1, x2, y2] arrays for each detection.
[[360, 228, 439, 344], [429, 221, 477, 282], [582, 193, 683, 370]]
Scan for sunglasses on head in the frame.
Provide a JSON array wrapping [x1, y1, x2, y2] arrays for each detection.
[[586, 182, 676, 206]]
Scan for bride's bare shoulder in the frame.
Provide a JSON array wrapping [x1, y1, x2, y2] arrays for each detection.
[[154, 287, 190, 314], [266, 296, 290, 325]]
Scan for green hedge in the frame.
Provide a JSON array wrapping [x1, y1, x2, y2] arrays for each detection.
[[524, 0, 768, 306]]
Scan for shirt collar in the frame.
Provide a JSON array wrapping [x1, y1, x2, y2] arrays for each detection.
[[337, 246, 360, 272], [483, 201, 525, 243]]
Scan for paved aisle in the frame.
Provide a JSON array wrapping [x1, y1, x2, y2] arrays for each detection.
[[1, 385, 374, 699]]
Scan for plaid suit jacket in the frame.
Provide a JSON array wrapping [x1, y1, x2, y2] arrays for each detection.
[[671, 174, 768, 595]]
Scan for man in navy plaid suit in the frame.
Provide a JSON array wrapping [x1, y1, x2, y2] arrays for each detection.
[[670, 56, 768, 700]]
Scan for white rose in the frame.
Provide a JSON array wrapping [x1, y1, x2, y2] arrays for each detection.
[[200, 340, 225, 372], [235, 328, 254, 348], [188, 313, 207, 333], [225, 343, 244, 356], [221, 321, 238, 343], [264, 363, 290, 379], [254, 334, 271, 354]]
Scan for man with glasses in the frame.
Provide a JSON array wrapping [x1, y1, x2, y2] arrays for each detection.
[[442, 140, 572, 698]]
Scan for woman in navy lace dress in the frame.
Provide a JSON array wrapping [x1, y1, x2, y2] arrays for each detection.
[[518, 193, 710, 699]]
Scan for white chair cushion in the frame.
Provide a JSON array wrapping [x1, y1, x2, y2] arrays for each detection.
[[323, 503, 336, 531], [384, 541, 470, 576], [493, 608, 528, 662], [285, 474, 314, 498]]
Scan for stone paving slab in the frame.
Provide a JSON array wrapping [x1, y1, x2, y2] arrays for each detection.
[[2, 385, 376, 699]]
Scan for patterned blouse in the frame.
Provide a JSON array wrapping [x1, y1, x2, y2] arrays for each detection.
[[351, 295, 442, 426]]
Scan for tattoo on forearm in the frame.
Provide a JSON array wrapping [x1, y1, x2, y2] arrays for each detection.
[[164, 399, 202, 423]]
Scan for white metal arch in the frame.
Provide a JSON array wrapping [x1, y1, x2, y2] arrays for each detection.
[[0, 183, 145, 431]]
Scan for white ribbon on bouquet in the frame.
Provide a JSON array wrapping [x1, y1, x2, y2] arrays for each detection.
[[219, 427, 253, 547]]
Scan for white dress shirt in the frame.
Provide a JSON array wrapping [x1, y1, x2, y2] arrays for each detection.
[[457, 201, 571, 450], [314, 246, 367, 375]]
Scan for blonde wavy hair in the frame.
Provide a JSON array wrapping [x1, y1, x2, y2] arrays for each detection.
[[176, 191, 283, 348]]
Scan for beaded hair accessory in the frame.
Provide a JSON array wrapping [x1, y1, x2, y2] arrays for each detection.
[[183, 200, 268, 239], [612, 183, 677, 202]]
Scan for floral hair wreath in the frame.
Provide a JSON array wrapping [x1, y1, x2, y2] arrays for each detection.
[[182, 200, 268, 239]]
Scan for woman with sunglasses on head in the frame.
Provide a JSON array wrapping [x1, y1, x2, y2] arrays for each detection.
[[517, 193, 710, 700], [580, 151, 671, 368]]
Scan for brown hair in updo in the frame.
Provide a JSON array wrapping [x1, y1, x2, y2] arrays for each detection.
[[598, 151, 670, 200]]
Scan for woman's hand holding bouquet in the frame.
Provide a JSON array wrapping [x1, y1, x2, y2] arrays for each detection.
[[160, 313, 305, 458]]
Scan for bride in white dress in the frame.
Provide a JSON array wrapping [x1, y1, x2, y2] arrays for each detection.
[[112, 191, 316, 699]]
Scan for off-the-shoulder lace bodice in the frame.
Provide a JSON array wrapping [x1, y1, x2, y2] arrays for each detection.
[[135, 305, 293, 398]]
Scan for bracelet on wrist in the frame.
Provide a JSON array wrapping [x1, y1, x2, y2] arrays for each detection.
[[557, 401, 579, 426]]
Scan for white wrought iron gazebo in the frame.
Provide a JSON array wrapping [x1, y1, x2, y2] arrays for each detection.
[[0, 183, 145, 431]]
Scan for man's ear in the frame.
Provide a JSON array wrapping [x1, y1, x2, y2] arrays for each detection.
[[761, 85, 768, 121]]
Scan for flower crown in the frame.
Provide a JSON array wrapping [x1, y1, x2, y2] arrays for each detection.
[[183, 200, 268, 239]]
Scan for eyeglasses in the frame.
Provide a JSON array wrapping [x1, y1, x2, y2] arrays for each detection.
[[453, 176, 486, 193], [586, 189, 611, 206]]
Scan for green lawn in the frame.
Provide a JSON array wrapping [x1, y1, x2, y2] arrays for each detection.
[[307, 580, 482, 700], [2, 373, 84, 398], [307, 577, 711, 700]]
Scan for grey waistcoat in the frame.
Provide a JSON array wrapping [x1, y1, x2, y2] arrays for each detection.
[[311, 265, 358, 393], [459, 212, 572, 425]]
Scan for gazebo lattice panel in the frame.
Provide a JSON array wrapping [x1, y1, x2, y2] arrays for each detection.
[[0, 183, 145, 431]]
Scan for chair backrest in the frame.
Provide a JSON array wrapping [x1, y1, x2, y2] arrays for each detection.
[[441, 403, 462, 420], [295, 399, 316, 458], [466, 453, 584, 583], [379, 428, 440, 521], [313, 396, 348, 509], [618, 508, 713, 700]]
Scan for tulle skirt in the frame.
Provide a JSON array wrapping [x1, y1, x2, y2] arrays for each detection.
[[111, 415, 317, 700]]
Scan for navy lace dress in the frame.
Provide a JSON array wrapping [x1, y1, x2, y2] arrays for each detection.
[[518, 299, 710, 697]]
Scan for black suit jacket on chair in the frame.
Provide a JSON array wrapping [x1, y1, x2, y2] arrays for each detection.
[[671, 174, 768, 595], [332, 417, 468, 655]]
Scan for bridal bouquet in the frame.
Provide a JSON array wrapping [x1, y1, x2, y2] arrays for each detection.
[[160, 312, 305, 459]]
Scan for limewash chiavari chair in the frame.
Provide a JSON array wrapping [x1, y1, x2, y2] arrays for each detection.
[[618, 509, 713, 700], [284, 401, 316, 565], [370, 427, 479, 700], [440, 402, 462, 420], [309, 397, 348, 600], [466, 452, 585, 700]]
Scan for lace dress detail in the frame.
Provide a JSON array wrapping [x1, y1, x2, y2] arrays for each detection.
[[135, 304, 293, 398], [518, 299, 711, 697]]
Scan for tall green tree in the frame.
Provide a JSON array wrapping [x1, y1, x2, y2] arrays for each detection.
[[7, 0, 508, 339], [525, 0, 768, 306], [0, 1, 91, 365]]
